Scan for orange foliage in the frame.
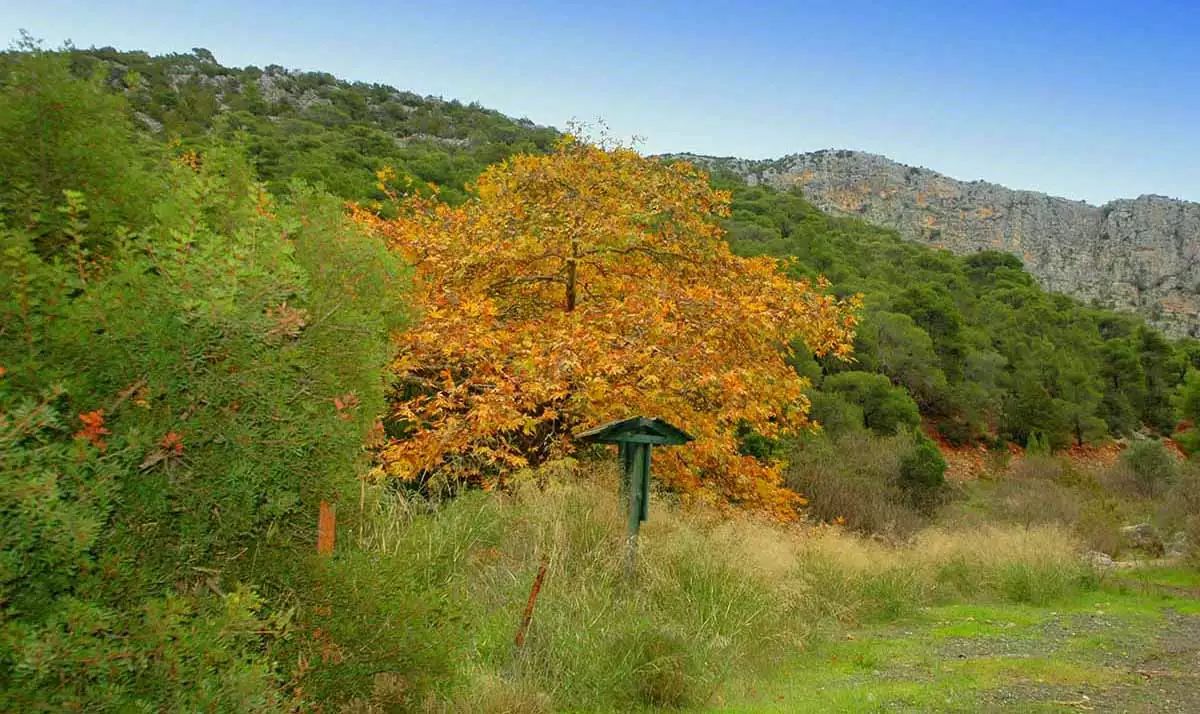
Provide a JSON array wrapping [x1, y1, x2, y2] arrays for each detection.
[[74, 410, 110, 451], [159, 431, 185, 456], [353, 137, 860, 517]]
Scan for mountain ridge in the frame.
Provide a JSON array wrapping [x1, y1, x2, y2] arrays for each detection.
[[669, 150, 1200, 336]]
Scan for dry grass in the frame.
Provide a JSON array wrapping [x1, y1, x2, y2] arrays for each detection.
[[353, 461, 1098, 710]]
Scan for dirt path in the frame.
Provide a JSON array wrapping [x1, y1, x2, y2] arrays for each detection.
[[720, 569, 1200, 713]]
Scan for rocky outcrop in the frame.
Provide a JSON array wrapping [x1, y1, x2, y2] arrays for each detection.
[[676, 150, 1200, 336]]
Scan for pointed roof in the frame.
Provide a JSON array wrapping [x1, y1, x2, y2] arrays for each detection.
[[575, 416, 694, 446]]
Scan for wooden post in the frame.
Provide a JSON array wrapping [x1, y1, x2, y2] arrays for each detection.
[[317, 500, 336, 556], [624, 443, 647, 580], [514, 557, 550, 649], [574, 417, 695, 582]]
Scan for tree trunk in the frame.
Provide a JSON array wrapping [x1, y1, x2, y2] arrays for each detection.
[[565, 240, 578, 312]]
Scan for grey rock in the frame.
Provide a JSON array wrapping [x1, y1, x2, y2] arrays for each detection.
[[1166, 531, 1190, 559], [257, 73, 290, 105], [1120, 523, 1165, 555], [294, 90, 332, 112], [672, 150, 1200, 336], [1084, 550, 1117, 571], [133, 111, 162, 133]]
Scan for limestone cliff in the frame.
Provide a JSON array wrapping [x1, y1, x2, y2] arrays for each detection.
[[676, 150, 1200, 337]]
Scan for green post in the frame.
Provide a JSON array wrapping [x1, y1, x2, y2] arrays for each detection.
[[575, 417, 694, 581], [623, 443, 651, 579]]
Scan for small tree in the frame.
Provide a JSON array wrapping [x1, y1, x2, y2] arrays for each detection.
[[354, 137, 861, 516], [822, 371, 920, 436], [1026, 430, 1051, 456], [1172, 368, 1200, 453]]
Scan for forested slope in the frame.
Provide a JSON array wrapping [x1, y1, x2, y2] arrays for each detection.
[[715, 174, 1199, 449]]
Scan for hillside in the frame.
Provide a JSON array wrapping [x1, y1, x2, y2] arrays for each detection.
[[56, 45, 559, 203], [4, 41, 1200, 713], [14, 44, 1200, 452], [672, 151, 1200, 337]]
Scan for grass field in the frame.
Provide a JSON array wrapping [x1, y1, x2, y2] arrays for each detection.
[[327, 460, 1200, 713], [722, 567, 1200, 712]]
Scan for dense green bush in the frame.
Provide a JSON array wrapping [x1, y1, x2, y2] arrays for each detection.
[[0, 38, 159, 257], [821, 371, 921, 436], [0, 51, 409, 708], [899, 432, 948, 513], [807, 389, 867, 437]]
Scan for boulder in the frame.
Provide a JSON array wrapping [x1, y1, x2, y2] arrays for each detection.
[[1119, 523, 1165, 556], [1084, 550, 1117, 572], [1166, 531, 1190, 559]]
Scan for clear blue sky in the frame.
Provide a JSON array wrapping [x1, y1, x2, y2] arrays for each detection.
[[7, 0, 1198, 204]]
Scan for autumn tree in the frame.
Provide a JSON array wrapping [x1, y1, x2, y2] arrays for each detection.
[[355, 137, 860, 516]]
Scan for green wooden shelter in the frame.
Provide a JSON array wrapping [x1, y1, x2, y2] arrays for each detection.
[[576, 417, 694, 577]]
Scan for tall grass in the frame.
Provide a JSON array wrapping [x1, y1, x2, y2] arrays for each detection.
[[337, 462, 1097, 712]]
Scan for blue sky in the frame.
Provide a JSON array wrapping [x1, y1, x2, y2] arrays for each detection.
[[7, 0, 1198, 204]]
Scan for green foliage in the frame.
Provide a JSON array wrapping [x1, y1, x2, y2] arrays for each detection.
[[0, 59, 409, 707], [1026, 430, 1052, 456], [720, 176, 1185, 447], [1171, 369, 1200, 453], [0, 40, 159, 256], [1121, 440, 1178, 497], [899, 433, 948, 513], [1174, 368, 1200, 425], [807, 390, 866, 438], [822, 371, 921, 436]]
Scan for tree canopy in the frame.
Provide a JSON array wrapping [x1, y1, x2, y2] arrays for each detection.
[[354, 139, 860, 516]]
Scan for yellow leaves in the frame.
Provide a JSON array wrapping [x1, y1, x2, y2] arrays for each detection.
[[353, 137, 859, 517]]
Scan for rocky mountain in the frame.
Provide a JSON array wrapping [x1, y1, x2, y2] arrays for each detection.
[[673, 150, 1200, 337]]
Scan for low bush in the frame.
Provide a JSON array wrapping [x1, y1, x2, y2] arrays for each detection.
[[1121, 439, 1179, 497], [784, 431, 933, 537], [899, 432, 948, 513]]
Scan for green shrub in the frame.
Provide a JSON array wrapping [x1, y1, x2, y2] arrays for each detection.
[[1026, 430, 1051, 456], [1122, 439, 1178, 497], [899, 432, 947, 513], [0, 123, 408, 706], [0, 42, 159, 257], [807, 389, 866, 437], [936, 417, 974, 446], [784, 432, 926, 537], [822, 372, 920, 436]]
